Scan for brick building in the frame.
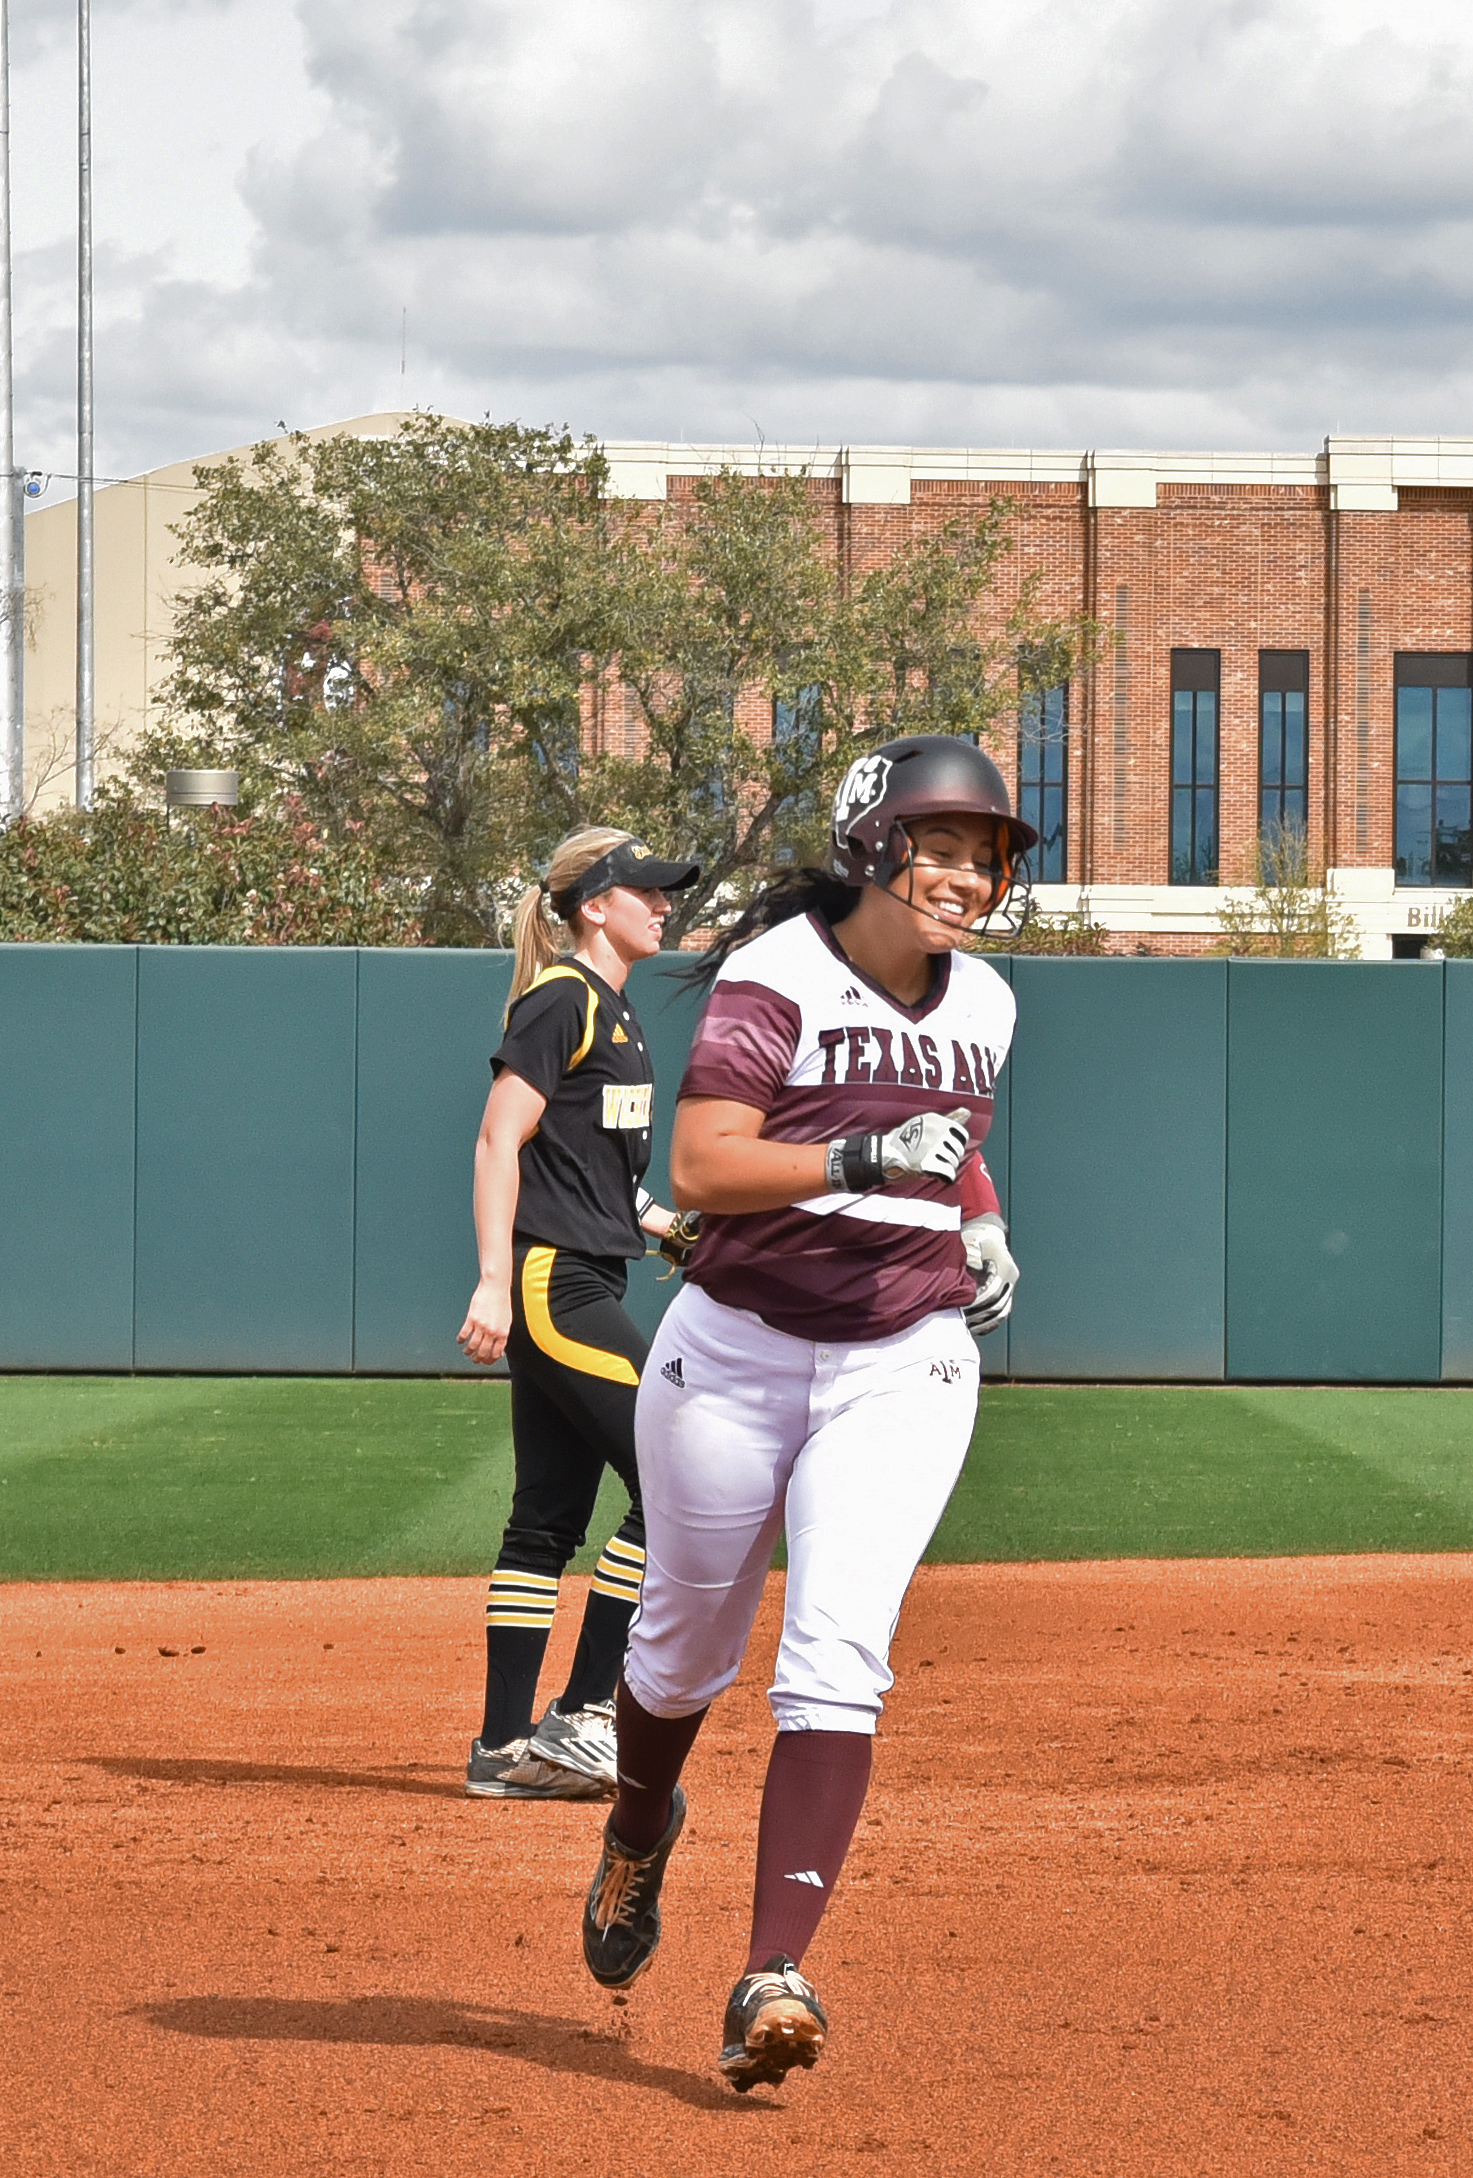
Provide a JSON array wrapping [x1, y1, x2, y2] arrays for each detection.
[[606, 435, 1473, 957], [23, 419, 1473, 956]]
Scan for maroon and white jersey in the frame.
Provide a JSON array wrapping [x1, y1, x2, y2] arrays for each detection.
[[679, 911, 1015, 1342]]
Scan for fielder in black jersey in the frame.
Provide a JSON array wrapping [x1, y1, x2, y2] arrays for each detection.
[[457, 828, 699, 1800], [499, 957, 656, 1260]]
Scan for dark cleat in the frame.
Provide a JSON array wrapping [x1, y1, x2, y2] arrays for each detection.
[[465, 1735, 604, 1801], [718, 1953, 828, 2091], [581, 1785, 686, 1988]]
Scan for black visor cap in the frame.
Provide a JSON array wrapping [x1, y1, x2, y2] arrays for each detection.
[[554, 840, 701, 918]]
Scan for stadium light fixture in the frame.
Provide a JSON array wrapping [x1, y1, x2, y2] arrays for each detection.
[[75, 0, 94, 811], [0, 0, 23, 824], [166, 769, 240, 812]]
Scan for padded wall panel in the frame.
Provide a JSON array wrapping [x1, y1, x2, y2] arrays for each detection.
[[134, 948, 357, 1370], [1007, 959, 1227, 1380], [353, 948, 511, 1372], [0, 944, 137, 1368], [973, 953, 1012, 1378], [1441, 964, 1473, 1379], [1226, 961, 1442, 1382], [621, 956, 706, 1345]]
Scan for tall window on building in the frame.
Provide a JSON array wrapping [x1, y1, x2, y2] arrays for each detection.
[[1018, 684, 1068, 881], [1170, 650, 1219, 884], [1395, 654, 1473, 887], [772, 685, 823, 842], [1259, 651, 1309, 845], [773, 685, 822, 758]]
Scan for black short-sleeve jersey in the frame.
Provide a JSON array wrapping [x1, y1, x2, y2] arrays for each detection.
[[492, 959, 654, 1260]]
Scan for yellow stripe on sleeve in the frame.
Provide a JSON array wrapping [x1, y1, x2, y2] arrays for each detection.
[[520, 1247, 639, 1386], [523, 964, 598, 1069]]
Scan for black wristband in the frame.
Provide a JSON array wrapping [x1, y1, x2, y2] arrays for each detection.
[[837, 1132, 886, 1192]]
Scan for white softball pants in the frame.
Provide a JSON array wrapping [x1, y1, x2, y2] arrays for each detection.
[[624, 1282, 980, 1735]]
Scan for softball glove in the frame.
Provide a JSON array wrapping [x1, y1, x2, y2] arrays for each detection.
[[658, 1210, 703, 1276], [962, 1212, 1018, 1337]]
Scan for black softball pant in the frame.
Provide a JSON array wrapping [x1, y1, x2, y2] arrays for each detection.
[[498, 1242, 646, 1577], [478, 1243, 649, 1743]]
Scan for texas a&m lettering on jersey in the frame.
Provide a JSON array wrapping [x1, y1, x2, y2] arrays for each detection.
[[678, 911, 1015, 1341], [814, 1024, 998, 1096]]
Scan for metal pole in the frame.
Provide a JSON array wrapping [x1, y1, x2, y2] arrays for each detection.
[[0, 0, 22, 823], [75, 0, 94, 809]]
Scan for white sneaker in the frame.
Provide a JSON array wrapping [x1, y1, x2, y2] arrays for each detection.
[[464, 1735, 606, 1800], [527, 1699, 618, 1792]]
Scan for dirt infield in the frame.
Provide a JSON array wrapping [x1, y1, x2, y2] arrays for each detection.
[[2, 1560, 1471, 2177]]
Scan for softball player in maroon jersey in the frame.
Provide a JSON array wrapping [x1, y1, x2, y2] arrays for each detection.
[[579, 735, 1035, 2089]]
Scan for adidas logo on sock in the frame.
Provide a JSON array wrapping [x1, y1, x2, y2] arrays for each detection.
[[660, 1356, 686, 1387], [783, 1869, 825, 1887]]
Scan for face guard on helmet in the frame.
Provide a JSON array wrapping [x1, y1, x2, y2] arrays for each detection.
[[828, 734, 1039, 937]]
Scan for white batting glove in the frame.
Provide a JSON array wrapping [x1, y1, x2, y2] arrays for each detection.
[[962, 1213, 1018, 1337], [826, 1108, 972, 1193]]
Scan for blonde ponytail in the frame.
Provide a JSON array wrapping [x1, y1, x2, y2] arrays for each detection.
[[506, 824, 638, 1017]]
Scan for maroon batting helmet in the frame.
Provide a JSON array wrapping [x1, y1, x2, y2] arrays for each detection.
[[828, 735, 1038, 889]]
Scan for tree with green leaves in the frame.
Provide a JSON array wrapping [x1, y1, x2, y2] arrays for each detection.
[[0, 792, 419, 945], [146, 417, 1094, 946], [1214, 824, 1359, 958], [587, 479, 1091, 943], [1426, 897, 1473, 956], [975, 906, 1109, 955], [140, 415, 624, 944], [572, 468, 845, 942]]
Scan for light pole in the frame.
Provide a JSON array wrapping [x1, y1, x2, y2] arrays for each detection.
[[75, 0, 94, 810], [0, 0, 22, 824]]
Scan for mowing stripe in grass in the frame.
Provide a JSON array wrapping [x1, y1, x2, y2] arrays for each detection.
[[5, 1377, 1473, 1580], [933, 1385, 1473, 1564], [0, 1378, 516, 1582]]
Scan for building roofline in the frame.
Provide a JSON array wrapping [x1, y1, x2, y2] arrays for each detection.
[[601, 432, 1473, 509], [34, 415, 1473, 519]]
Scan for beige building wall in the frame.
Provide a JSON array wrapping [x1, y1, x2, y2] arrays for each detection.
[[21, 412, 425, 814]]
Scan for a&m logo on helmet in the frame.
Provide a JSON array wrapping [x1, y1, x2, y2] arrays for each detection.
[[832, 753, 893, 840]]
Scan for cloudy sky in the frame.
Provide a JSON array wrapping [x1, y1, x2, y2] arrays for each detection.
[[10, 0, 1473, 487]]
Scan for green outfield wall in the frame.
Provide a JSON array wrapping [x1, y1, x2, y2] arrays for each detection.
[[1, 946, 1467, 1382]]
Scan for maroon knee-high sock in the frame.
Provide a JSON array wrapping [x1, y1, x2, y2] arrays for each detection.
[[746, 1730, 873, 1973], [610, 1676, 708, 1853]]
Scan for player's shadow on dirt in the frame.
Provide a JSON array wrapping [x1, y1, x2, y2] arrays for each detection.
[[90, 1756, 464, 1800], [140, 1995, 756, 2112]]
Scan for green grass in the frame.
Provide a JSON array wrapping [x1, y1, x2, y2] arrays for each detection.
[[933, 1384, 1473, 1562], [3, 1378, 1473, 1580], [0, 1377, 541, 1581]]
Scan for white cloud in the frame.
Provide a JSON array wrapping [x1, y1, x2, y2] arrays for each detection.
[[14, 0, 1473, 490]]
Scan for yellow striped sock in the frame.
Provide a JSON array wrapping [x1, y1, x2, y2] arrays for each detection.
[[590, 1536, 645, 1607], [486, 1568, 558, 1630]]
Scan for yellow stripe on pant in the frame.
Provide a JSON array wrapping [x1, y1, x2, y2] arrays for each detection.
[[520, 1246, 640, 1386]]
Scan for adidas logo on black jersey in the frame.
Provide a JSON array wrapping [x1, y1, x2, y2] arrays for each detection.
[[660, 1356, 686, 1388], [839, 984, 865, 1006]]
